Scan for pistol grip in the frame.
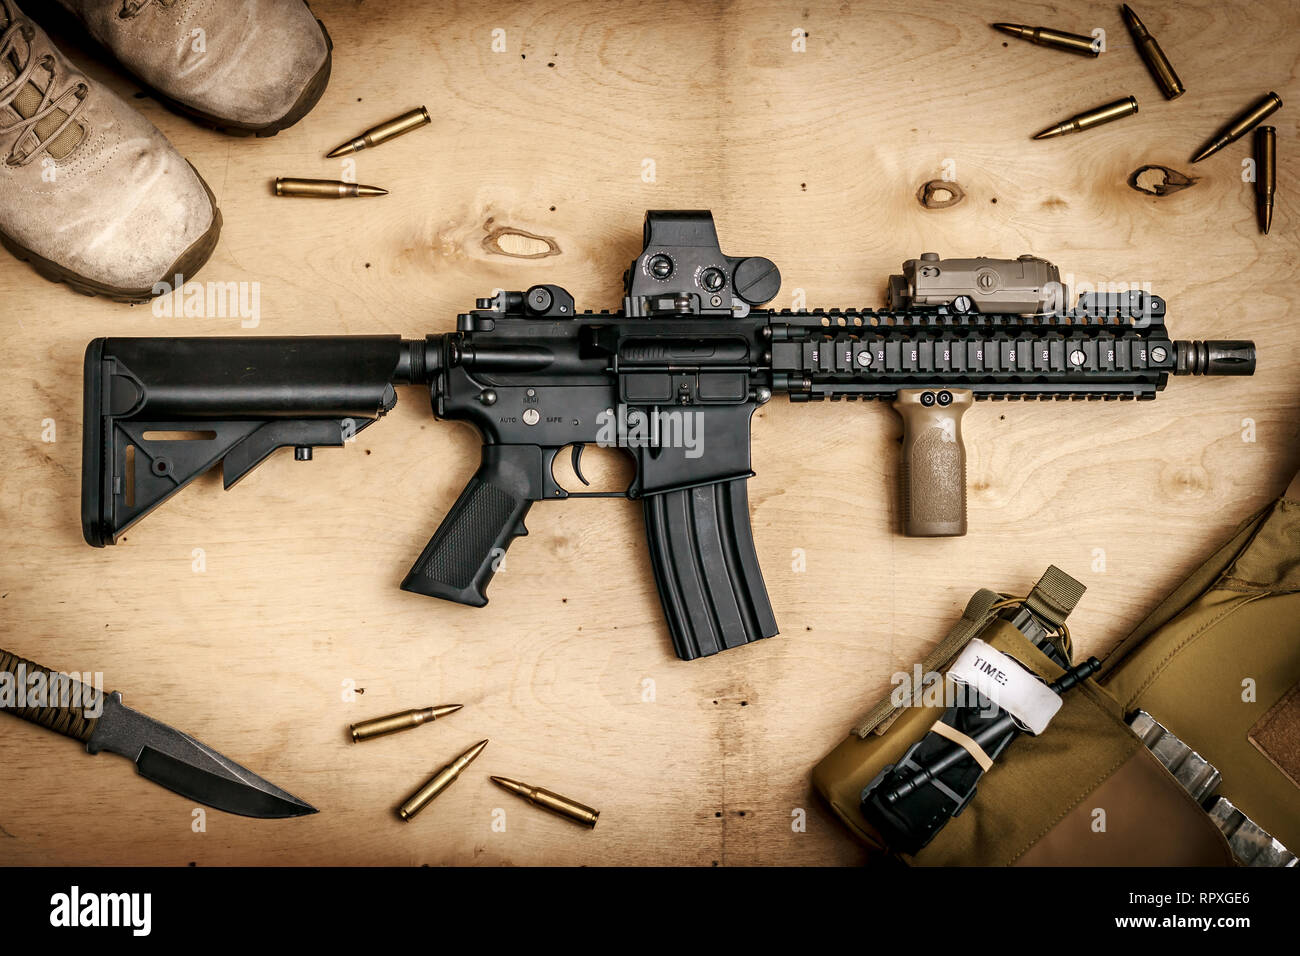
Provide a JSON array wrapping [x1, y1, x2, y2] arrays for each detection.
[[400, 445, 536, 606], [893, 389, 973, 537]]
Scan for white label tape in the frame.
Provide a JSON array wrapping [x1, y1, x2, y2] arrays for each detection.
[[946, 638, 1061, 735]]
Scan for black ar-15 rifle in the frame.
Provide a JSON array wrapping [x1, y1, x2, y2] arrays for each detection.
[[81, 211, 1256, 660]]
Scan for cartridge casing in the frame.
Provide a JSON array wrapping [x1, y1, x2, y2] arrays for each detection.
[[398, 739, 488, 821], [363, 106, 432, 148], [1121, 4, 1185, 100], [1256, 126, 1276, 234], [351, 704, 462, 743], [274, 178, 388, 198], [1033, 96, 1138, 139], [993, 23, 1099, 57], [491, 775, 600, 828], [1192, 92, 1283, 163], [327, 106, 432, 157]]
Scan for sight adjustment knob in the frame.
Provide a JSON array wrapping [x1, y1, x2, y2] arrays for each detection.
[[732, 256, 781, 305]]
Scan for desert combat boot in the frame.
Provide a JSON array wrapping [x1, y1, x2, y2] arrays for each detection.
[[0, 0, 220, 300], [51, 0, 332, 135]]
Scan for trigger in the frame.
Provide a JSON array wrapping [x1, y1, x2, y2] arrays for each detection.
[[571, 443, 591, 487]]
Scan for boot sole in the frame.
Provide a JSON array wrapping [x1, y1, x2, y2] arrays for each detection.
[[0, 163, 223, 304]]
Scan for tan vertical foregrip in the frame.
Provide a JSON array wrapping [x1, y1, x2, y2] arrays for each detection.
[[892, 389, 973, 537]]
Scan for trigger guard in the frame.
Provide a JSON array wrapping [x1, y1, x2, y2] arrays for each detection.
[[539, 446, 570, 499]]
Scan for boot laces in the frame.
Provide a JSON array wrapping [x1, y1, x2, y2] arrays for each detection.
[[0, 0, 89, 167], [120, 0, 177, 19]]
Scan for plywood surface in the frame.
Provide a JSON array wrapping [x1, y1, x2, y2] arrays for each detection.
[[0, 0, 1296, 865]]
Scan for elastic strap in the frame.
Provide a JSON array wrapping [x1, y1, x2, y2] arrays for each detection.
[[929, 718, 994, 772]]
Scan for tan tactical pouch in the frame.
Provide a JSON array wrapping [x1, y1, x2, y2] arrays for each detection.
[[813, 474, 1300, 864], [1095, 472, 1300, 857]]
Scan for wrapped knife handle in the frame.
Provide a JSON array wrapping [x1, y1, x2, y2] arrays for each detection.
[[0, 647, 101, 742]]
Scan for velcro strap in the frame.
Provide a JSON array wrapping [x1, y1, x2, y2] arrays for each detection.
[[1023, 565, 1086, 629]]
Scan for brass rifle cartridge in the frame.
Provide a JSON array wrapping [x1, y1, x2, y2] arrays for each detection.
[[1191, 92, 1283, 163], [992, 23, 1100, 57], [1033, 96, 1138, 140], [1256, 126, 1276, 235], [351, 704, 463, 743], [1121, 4, 1184, 100], [274, 178, 388, 198], [327, 106, 432, 158], [490, 775, 600, 828], [398, 739, 488, 821]]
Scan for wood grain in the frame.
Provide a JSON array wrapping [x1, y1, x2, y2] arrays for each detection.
[[0, 0, 1296, 866]]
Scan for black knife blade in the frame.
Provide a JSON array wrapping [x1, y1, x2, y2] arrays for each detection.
[[1, 647, 316, 819]]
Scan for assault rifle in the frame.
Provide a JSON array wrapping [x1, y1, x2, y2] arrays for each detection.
[[81, 211, 1256, 660]]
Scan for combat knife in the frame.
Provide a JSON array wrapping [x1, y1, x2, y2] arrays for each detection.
[[0, 646, 317, 819]]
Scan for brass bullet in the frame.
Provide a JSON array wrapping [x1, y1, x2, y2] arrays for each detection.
[[274, 178, 388, 198], [351, 704, 463, 743], [1256, 126, 1275, 235], [490, 775, 600, 828], [1191, 92, 1283, 163], [326, 106, 432, 158], [398, 739, 488, 822], [992, 23, 1100, 57], [1033, 95, 1138, 140], [1121, 4, 1185, 100]]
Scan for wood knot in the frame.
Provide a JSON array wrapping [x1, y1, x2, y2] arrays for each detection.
[[1128, 165, 1199, 197], [481, 221, 562, 259], [916, 180, 965, 209]]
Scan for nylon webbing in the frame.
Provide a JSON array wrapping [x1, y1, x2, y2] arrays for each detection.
[[853, 588, 1005, 738], [1023, 565, 1087, 629], [852, 568, 1087, 739]]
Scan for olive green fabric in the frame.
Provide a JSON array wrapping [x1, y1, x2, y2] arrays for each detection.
[[813, 617, 1142, 865], [1013, 746, 1235, 866], [1023, 564, 1087, 630], [851, 566, 1082, 739], [907, 620, 1140, 866], [851, 587, 1002, 739], [815, 485, 1300, 865], [1101, 487, 1300, 852]]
